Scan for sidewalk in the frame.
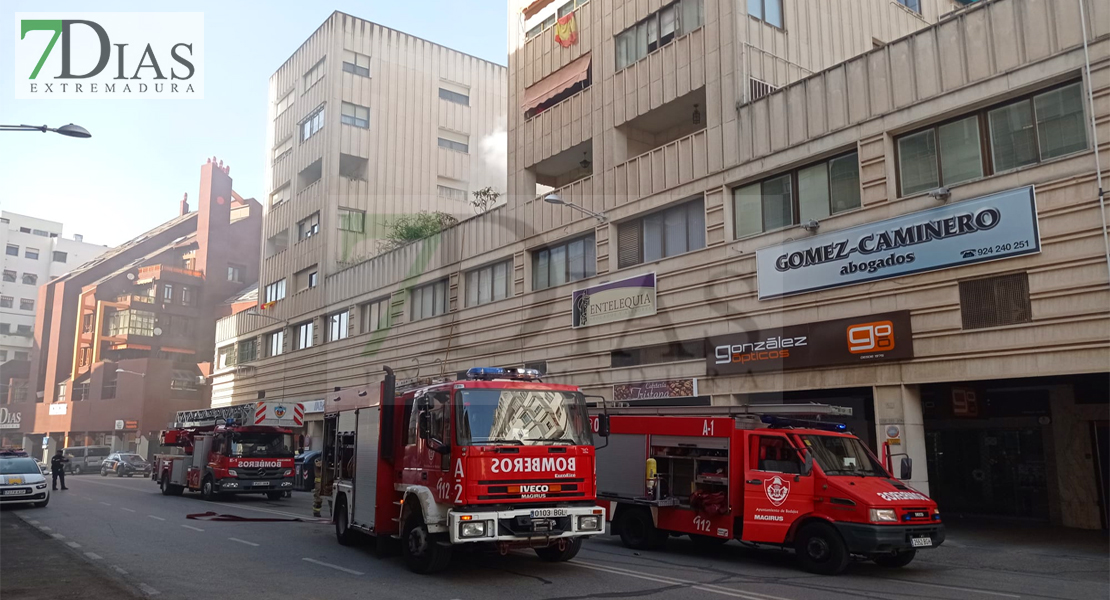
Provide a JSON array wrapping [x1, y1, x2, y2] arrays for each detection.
[[0, 509, 144, 600]]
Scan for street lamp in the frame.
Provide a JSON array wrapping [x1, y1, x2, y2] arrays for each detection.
[[0, 123, 91, 138], [544, 194, 607, 223], [116, 369, 145, 377], [243, 307, 290, 404]]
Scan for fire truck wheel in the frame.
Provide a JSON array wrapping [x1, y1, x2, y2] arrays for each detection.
[[201, 476, 217, 501], [617, 508, 667, 550], [689, 534, 729, 547], [334, 498, 355, 546], [401, 511, 452, 574], [872, 549, 916, 568], [795, 522, 850, 575], [534, 537, 582, 562]]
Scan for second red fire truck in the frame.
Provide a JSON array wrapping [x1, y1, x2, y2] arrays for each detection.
[[325, 367, 606, 573]]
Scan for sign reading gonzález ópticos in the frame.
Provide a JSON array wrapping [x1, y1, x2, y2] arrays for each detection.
[[756, 186, 1040, 299]]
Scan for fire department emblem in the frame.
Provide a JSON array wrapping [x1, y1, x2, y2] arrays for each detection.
[[764, 475, 790, 507], [274, 405, 286, 418]]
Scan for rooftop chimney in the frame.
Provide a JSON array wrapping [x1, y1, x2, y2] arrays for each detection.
[[180, 192, 190, 216], [74, 234, 83, 242]]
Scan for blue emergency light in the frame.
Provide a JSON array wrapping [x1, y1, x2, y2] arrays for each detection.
[[465, 367, 542, 381], [761, 416, 848, 432]]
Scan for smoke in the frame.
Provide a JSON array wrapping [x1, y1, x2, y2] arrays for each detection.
[[479, 125, 508, 190]]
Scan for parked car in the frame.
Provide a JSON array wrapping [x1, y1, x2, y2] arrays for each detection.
[[62, 446, 112, 475], [294, 450, 320, 491], [0, 450, 50, 508], [100, 453, 151, 478]]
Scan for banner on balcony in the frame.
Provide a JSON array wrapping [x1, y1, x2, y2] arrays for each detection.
[[555, 12, 577, 47]]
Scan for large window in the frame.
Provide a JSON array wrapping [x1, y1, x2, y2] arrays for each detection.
[[362, 297, 390, 332], [0, 296, 10, 308], [466, 259, 512, 307], [295, 266, 318, 291], [296, 320, 314, 350], [268, 329, 285, 357], [437, 185, 467, 203], [532, 234, 596, 290], [895, 0, 920, 13], [270, 184, 291, 207], [297, 212, 320, 241], [25, 248, 39, 260], [303, 59, 325, 91], [227, 264, 244, 283], [53, 251, 67, 263], [437, 129, 469, 153], [217, 344, 237, 370], [342, 50, 371, 77], [328, 310, 349, 342], [108, 309, 156, 337], [21, 273, 37, 286], [615, 0, 703, 71], [2, 270, 15, 282], [20, 298, 34, 311], [897, 82, 1087, 196], [238, 338, 258, 363], [617, 197, 705, 268], [340, 102, 370, 128], [410, 280, 447, 321], [301, 106, 325, 141], [733, 152, 861, 237], [5, 245, 17, 257], [439, 87, 469, 106], [275, 91, 294, 117], [338, 208, 365, 233], [748, 0, 783, 27], [265, 279, 286, 303], [272, 137, 292, 162]]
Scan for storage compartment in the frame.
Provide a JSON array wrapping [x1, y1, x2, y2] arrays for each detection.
[[649, 436, 730, 506]]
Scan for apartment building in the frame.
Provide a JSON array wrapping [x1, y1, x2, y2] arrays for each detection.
[[210, 0, 1109, 528], [0, 160, 262, 459], [1, 213, 108, 365]]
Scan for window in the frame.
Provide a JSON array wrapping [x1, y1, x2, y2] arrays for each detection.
[[0, 323, 9, 334], [342, 50, 371, 77], [751, 435, 802, 473], [57, 382, 66, 403], [437, 129, 469, 153], [0, 351, 6, 362], [328, 310, 349, 341], [107, 309, 155, 337], [5, 245, 17, 256], [618, 197, 705, 268], [217, 344, 237, 370], [2, 270, 15, 282], [298, 212, 320, 241], [272, 137, 293, 162], [24, 248, 39, 260], [101, 369, 117, 400], [268, 329, 285, 357], [14, 351, 28, 362], [748, 0, 783, 27], [338, 208, 365, 233], [163, 284, 174, 302], [266, 230, 289, 257], [296, 321, 314, 350], [270, 184, 292, 207], [960, 272, 1032, 329], [275, 90, 294, 116], [895, 0, 920, 13], [301, 106, 325, 141], [532, 234, 596, 290], [238, 338, 258, 363], [0, 296, 10, 308], [265, 279, 287, 303], [52, 251, 67, 263], [295, 266, 318, 291], [615, 0, 703, 70], [180, 286, 193, 306], [15, 324, 31, 336], [410, 279, 448, 321], [611, 340, 704, 367], [465, 259, 512, 307], [340, 102, 370, 128], [22, 273, 37, 286], [303, 59, 325, 91], [362, 297, 390, 332], [439, 87, 469, 106], [438, 185, 467, 203], [734, 152, 861, 237], [20, 298, 33, 311], [339, 153, 368, 180], [897, 82, 1087, 196]]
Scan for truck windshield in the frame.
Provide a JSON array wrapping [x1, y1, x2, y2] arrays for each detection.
[[800, 435, 888, 477], [456, 389, 592, 446], [229, 432, 293, 458]]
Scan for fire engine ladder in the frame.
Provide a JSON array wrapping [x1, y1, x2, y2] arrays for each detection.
[[174, 402, 259, 427], [591, 402, 852, 429]]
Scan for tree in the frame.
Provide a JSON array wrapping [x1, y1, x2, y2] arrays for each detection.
[[471, 186, 501, 215], [379, 211, 458, 252]]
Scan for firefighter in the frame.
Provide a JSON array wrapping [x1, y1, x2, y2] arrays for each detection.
[[312, 448, 333, 518]]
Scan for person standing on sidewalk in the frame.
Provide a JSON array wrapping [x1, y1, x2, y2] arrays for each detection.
[[50, 450, 69, 490]]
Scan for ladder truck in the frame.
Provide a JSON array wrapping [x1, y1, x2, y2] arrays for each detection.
[[153, 401, 302, 501], [592, 403, 944, 575], [326, 367, 607, 574]]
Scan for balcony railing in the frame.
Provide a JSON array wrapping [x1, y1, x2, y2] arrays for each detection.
[[610, 129, 709, 207], [137, 264, 204, 281], [114, 294, 155, 305]]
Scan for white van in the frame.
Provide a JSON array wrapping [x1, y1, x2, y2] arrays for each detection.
[[62, 446, 112, 475]]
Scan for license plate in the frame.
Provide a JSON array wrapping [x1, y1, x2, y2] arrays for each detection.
[[254, 481, 270, 486], [530, 508, 567, 518], [2, 489, 27, 495], [911, 537, 932, 548]]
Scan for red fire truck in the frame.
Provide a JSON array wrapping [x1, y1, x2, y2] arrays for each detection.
[[153, 402, 302, 500], [593, 404, 944, 575], [326, 367, 606, 573]]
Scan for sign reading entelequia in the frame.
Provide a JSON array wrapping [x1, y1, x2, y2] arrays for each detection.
[[15, 13, 203, 99], [572, 273, 656, 328], [756, 187, 1040, 299]]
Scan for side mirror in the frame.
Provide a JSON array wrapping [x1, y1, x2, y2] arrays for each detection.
[[597, 414, 610, 438], [899, 457, 912, 481], [802, 452, 814, 476]]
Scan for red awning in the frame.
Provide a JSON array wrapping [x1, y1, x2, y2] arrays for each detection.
[[522, 53, 591, 113]]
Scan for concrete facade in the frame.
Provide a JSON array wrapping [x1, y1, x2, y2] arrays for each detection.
[[211, 0, 1109, 527]]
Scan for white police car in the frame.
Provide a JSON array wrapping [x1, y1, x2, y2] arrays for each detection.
[[0, 450, 51, 508]]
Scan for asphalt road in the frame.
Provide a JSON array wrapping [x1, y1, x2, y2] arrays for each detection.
[[4, 475, 1106, 600]]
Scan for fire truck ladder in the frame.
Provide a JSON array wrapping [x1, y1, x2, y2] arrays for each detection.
[[592, 402, 852, 418], [174, 402, 259, 428]]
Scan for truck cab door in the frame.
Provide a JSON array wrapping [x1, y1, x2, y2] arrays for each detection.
[[742, 432, 815, 544], [417, 390, 453, 503]]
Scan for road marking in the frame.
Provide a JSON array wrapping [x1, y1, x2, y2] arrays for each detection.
[[302, 558, 364, 575], [28, 520, 39, 525], [66, 541, 81, 548], [876, 578, 1021, 598], [74, 478, 315, 520], [568, 560, 790, 600], [148, 515, 165, 521], [39, 526, 51, 531], [120, 507, 137, 513], [180, 525, 204, 532], [228, 537, 259, 547], [100, 501, 112, 506], [137, 582, 161, 596], [85, 552, 102, 560], [112, 566, 129, 576], [51, 533, 65, 539]]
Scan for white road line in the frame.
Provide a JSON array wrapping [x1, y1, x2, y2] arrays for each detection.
[[180, 524, 204, 532], [51, 533, 65, 539], [228, 537, 260, 547], [148, 515, 165, 521], [302, 558, 364, 575], [85, 552, 102, 560], [28, 520, 39, 525], [568, 560, 790, 600], [120, 507, 137, 512], [66, 541, 81, 548], [137, 582, 161, 596], [112, 566, 129, 576], [74, 478, 314, 520], [39, 526, 52, 531], [877, 578, 1021, 598], [99, 501, 112, 506]]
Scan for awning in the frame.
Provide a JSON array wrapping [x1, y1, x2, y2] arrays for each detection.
[[522, 53, 591, 113]]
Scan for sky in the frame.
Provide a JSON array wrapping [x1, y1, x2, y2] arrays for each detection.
[[0, 0, 508, 247]]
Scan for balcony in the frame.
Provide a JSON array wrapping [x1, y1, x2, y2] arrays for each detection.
[[610, 128, 709, 208], [136, 264, 204, 283], [523, 174, 596, 233]]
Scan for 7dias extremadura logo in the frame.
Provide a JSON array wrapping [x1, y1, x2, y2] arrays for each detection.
[[15, 13, 203, 99]]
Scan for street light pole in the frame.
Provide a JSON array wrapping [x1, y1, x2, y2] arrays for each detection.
[[0, 123, 92, 138], [543, 194, 608, 223]]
